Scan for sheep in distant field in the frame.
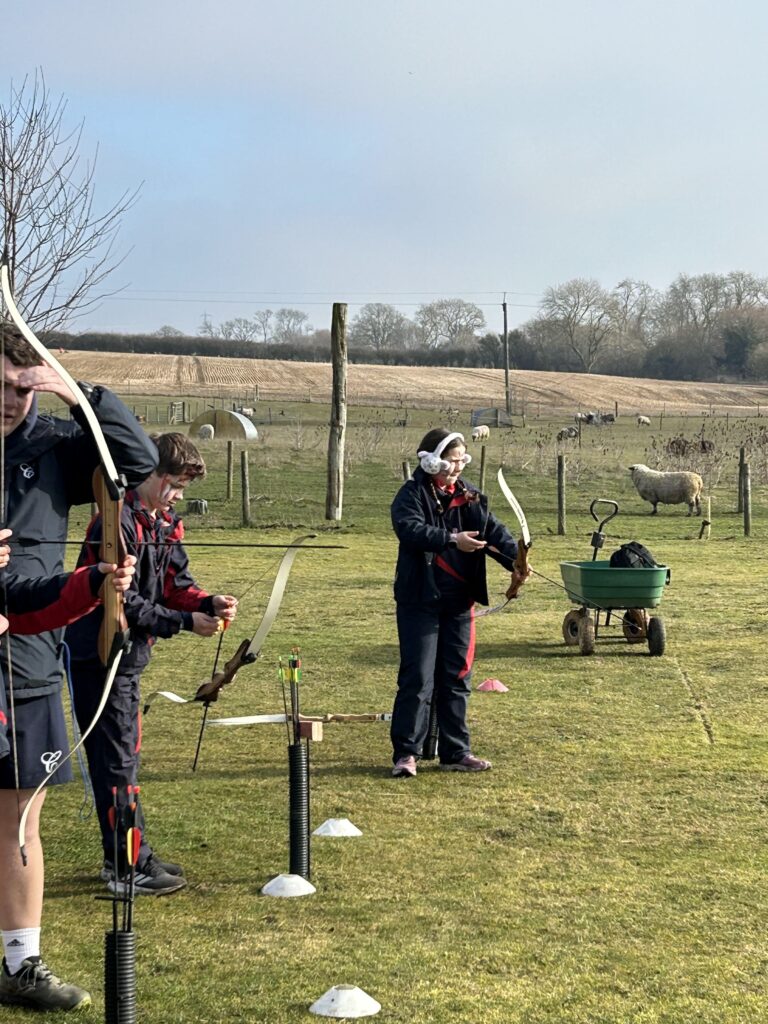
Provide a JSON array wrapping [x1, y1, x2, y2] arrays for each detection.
[[629, 463, 703, 516], [557, 426, 579, 441], [236, 406, 254, 418], [637, 415, 651, 427], [197, 424, 215, 440], [574, 412, 590, 423], [471, 425, 490, 441], [600, 412, 616, 424]]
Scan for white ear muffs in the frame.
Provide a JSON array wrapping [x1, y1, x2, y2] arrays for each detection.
[[417, 432, 469, 475]]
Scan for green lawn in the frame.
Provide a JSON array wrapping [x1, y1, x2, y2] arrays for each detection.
[[35, 407, 768, 1022]]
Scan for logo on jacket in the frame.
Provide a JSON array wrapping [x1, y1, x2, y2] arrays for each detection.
[[41, 750, 62, 774], [20, 464, 36, 480]]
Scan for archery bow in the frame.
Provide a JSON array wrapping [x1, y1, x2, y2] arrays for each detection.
[[1, 253, 130, 862], [476, 468, 532, 618], [141, 534, 317, 768]]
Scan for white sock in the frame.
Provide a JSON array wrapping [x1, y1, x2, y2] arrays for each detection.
[[3, 928, 41, 974]]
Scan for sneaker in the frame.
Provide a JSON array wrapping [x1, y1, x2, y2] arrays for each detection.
[[101, 853, 184, 882], [106, 854, 187, 896], [0, 956, 91, 1011], [391, 755, 417, 778], [440, 753, 492, 772]]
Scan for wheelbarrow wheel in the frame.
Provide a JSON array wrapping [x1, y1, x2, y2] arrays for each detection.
[[578, 611, 595, 656], [647, 616, 666, 656], [622, 608, 648, 643], [562, 610, 581, 646]]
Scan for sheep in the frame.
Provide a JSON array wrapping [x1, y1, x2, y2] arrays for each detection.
[[197, 424, 215, 440], [557, 426, 578, 441], [600, 412, 616, 424], [236, 406, 254, 418], [628, 463, 703, 516], [636, 415, 651, 427], [574, 412, 590, 423], [471, 425, 490, 441]]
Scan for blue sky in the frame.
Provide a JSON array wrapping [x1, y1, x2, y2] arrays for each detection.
[[6, 1, 768, 336]]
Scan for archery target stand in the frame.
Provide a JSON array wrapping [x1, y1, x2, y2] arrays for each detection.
[[309, 985, 381, 1018], [260, 873, 316, 898]]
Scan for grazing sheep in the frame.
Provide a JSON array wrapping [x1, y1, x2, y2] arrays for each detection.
[[637, 415, 651, 427], [557, 426, 579, 441], [236, 406, 254, 418], [600, 412, 616, 424], [471, 425, 490, 441], [197, 424, 215, 440], [628, 463, 703, 516], [574, 412, 590, 423]]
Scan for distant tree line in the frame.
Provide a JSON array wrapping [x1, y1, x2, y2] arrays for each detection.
[[50, 273, 768, 382]]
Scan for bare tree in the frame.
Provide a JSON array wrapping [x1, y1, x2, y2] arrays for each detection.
[[350, 303, 412, 350], [273, 307, 310, 344], [540, 278, 615, 372], [219, 317, 259, 341], [1, 72, 141, 329], [252, 308, 273, 343], [154, 324, 184, 337], [414, 298, 486, 348]]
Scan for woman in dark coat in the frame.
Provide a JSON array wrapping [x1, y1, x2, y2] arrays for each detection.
[[389, 428, 527, 778]]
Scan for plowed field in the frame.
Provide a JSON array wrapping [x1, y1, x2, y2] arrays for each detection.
[[58, 351, 768, 414]]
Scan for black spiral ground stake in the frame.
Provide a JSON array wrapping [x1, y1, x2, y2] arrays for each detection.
[[102, 785, 139, 1024], [286, 648, 311, 879], [288, 741, 310, 878], [423, 696, 439, 760]]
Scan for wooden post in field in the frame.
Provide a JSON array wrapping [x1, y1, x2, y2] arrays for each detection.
[[698, 497, 711, 540], [737, 447, 745, 513], [614, 400, 618, 419], [743, 463, 751, 537], [402, 460, 411, 481], [241, 450, 251, 527], [226, 441, 234, 500], [479, 445, 487, 492], [326, 303, 348, 521], [557, 455, 566, 535]]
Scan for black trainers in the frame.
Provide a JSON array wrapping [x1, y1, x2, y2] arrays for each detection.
[[105, 854, 187, 896], [0, 956, 91, 1011], [101, 852, 184, 882]]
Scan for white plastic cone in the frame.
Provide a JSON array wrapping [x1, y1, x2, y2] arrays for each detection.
[[313, 818, 363, 837], [309, 985, 381, 1018], [477, 678, 509, 692], [260, 873, 316, 897]]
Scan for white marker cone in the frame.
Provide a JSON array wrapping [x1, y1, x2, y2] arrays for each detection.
[[260, 873, 316, 897], [309, 985, 381, 1018], [313, 818, 363, 837]]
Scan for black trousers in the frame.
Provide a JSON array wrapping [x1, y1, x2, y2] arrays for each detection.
[[390, 601, 475, 764], [71, 661, 152, 867]]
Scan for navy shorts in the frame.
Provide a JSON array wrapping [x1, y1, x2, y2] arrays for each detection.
[[0, 691, 74, 789]]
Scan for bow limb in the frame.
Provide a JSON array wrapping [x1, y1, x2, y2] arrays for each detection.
[[497, 468, 532, 600], [1, 256, 129, 859]]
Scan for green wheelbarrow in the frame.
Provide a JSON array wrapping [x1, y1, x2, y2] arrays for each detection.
[[560, 499, 671, 656]]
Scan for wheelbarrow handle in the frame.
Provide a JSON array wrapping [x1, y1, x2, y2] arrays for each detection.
[[589, 498, 619, 529]]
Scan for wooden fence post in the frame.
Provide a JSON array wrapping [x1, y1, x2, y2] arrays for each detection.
[[402, 461, 412, 481], [241, 450, 251, 527], [478, 445, 487, 493], [743, 463, 751, 537], [227, 441, 234, 501], [326, 303, 348, 521], [737, 447, 745, 513], [557, 455, 566, 535]]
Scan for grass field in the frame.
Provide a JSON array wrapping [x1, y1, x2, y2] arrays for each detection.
[[33, 401, 768, 1022]]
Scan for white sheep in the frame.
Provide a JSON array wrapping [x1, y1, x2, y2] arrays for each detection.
[[197, 424, 215, 440], [628, 463, 703, 516], [636, 415, 651, 427], [557, 426, 578, 441], [471, 425, 490, 441]]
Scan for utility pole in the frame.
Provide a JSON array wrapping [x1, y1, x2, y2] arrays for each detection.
[[502, 295, 511, 415]]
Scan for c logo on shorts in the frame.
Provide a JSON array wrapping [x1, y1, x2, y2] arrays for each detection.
[[20, 464, 36, 480], [41, 750, 62, 774]]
